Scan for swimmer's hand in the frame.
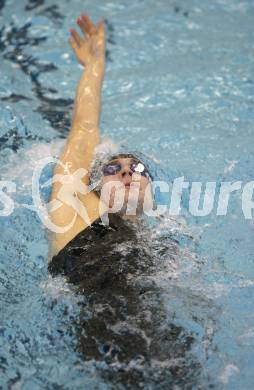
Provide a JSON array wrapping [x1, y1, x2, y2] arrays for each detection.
[[68, 14, 105, 68]]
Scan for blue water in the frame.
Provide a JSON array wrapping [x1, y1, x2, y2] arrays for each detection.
[[0, 0, 254, 388]]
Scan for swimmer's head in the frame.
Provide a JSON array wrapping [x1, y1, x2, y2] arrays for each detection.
[[89, 152, 156, 216]]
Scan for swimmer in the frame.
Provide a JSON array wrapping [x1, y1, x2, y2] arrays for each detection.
[[48, 13, 155, 259], [48, 14, 200, 387]]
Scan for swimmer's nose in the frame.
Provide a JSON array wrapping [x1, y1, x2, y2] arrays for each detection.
[[120, 166, 133, 177], [121, 170, 133, 179], [121, 170, 132, 177]]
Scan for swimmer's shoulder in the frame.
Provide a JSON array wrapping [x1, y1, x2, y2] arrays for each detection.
[[47, 204, 106, 263], [47, 218, 96, 262]]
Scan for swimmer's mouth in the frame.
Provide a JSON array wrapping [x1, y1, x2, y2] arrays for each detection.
[[125, 183, 140, 189]]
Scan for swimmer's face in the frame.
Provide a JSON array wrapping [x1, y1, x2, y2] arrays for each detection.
[[100, 157, 153, 214]]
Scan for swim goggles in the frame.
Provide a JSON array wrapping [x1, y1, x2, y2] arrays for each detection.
[[102, 159, 150, 178]]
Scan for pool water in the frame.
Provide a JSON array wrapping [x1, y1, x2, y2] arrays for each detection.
[[0, 0, 253, 388]]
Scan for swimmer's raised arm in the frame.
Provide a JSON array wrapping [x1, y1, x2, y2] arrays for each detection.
[[48, 14, 106, 259], [58, 13, 106, 176]]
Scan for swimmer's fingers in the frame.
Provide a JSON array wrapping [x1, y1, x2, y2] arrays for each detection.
[[68, 38, 89, 66], [96, 19, 106, 40], [77, 14, 97, 37], [68, 36, 79, 53], [68, 14, 106, 66], [69, 28, 83, 47], [68, 26, 89, 64], [77, 14, 105, 53]]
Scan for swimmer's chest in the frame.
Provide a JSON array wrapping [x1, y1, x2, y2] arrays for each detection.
[[48, 215, 153, 286]]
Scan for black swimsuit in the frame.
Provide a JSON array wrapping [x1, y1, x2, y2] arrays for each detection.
[[49, 213, 154, 288], [48, 213, 200, 388]]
